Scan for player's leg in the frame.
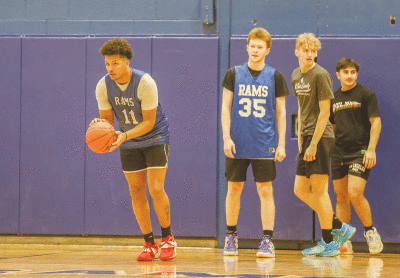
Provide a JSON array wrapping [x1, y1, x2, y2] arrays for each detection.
[[125, 170, 152, 234], [348, 170, 383, 254], [296, 137, 341, 256], [253, 160, 276, 258], [121, 147, 158, 261], [224, 158, 249, 255], [145, 144, 176, 261], [256, 181, 275, 257], [333, 176, 351, 224]]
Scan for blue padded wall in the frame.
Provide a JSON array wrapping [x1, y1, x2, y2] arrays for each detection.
[[152, 37, 218, 236], [19, 38, 86, 234], [85, 37, 152, 235], [0, 38, 21, 233], [229, 37, 313, 240]]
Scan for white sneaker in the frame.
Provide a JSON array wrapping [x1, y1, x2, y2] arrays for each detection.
[[339, 240, 354, 254], [364, 227, 383, 254]]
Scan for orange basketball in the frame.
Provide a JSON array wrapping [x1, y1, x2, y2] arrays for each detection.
[[86, 121, 118, 153]]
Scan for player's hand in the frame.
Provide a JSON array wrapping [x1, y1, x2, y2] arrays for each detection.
[[108, 131, 126, 152], [303, 144, 317, 162], [223, 138, 236, 158], [363, 150, 376, 169], [90, 118, 106, 126], [274, 146, 286, 162]]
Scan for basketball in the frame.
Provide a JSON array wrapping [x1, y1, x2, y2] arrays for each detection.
[[86, 121, 118, 153]]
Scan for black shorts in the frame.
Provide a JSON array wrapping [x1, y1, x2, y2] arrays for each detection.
[[120, 144, 169, 173], [296, 136, 334, 178], [225, 158, 276, 183], [331, 154, 371, 181]]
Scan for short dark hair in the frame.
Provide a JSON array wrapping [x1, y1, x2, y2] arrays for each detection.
[[99, 38, 133, 60], [336, 57, 360, 72]]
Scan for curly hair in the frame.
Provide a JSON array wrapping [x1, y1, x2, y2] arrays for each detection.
[[247, 27, 272, 48], [296, 33, 321, 51], [99, 38, 133, 60]]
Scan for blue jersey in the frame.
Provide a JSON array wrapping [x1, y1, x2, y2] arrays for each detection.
[[105, 68, 169, 149], [231, 63, 276, 159]]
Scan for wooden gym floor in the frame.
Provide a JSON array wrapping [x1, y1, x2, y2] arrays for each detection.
[[1, 240, 400, 277]]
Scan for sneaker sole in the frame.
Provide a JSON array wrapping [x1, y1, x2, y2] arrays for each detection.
[[256, 252, 275, 258], [223, 251, 238, 256], [370, 243, 384, 255]]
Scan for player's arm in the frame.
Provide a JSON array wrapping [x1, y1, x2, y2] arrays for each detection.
[[304, 99, 331, 162], [275, 96, 286, 162], [221, 87, 235, 158], [297, 98, 302, 153], [99, 109, 114, 126], [364, 116, 381, 169]]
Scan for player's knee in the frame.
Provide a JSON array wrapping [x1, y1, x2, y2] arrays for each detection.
[[148, 184, 166, 199], [257, 184, 273, 199], [227, 182, 244, 195], [349, 189, 363, 203], [335, 190, 349, 204]]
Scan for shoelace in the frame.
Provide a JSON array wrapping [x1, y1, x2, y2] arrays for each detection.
[[161, 240, 174, 249]]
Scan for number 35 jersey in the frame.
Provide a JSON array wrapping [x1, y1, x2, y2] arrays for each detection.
[[97, 68, 169, 149], [231, 63, 277, 159]]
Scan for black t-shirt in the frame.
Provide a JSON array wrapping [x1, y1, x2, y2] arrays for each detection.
[[221, 66, 290, 98], [330, 83, 380, 154]]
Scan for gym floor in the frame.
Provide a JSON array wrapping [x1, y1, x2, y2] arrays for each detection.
[[1, 240, 399, 277]]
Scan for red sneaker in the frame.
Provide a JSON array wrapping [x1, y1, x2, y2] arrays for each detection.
[[137, 241, 159, 261], [160, 235, 177, 261]]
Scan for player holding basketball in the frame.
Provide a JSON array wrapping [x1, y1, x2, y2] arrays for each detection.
[[91, 38, 176, 261], [330, 58, 383, 254], [291, 33, 355, 257], [221, 27, 289, 258]]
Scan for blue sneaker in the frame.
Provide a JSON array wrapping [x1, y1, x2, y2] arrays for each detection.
[[303, 239, 339, 257], [223, 234, 238, 255], [256, 237, 275, 258], [333, 223, 356, 248]]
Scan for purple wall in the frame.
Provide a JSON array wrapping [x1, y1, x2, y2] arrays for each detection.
[[0, 35, 399, 243], [0, 38, 21, 233], [19, 38, 86, 234]]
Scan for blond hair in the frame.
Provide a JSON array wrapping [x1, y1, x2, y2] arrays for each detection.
[[295, 33, 321, 51], [247, 28, 272, 48]]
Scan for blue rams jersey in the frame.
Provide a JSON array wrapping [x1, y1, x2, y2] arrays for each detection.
[[105, 68, 169, 149], [231, 63, 276, 159]]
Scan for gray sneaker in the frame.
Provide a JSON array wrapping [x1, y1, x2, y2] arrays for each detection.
[[364, 227, 383, 254]]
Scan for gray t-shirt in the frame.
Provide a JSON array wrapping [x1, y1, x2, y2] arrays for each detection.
[[292, 64, 335, 138]]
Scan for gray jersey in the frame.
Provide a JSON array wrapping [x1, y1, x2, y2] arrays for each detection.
[[292, 64, 335, 138]]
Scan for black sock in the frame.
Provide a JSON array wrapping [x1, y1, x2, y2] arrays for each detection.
[[227, 225, 237, 234], [364, 225, 374, 233], [322, 229, 333, 243], [144, 232, 155, 245], [263, 230, 273, 239], [332, 214, 343, 230], [161, 226, 171, 238]]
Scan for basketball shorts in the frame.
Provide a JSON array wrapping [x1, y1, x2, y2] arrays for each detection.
[[120, 144, 169, 173], [225, 158, 276, 183], [296, 136, 334, 178], [331, 154, 371, 181]]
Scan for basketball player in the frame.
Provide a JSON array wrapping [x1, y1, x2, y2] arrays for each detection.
[[291, 33, 355, 256], [90, 38, 176, 261], [330, 58, 383, 254], [221, 27, 289, 258]]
